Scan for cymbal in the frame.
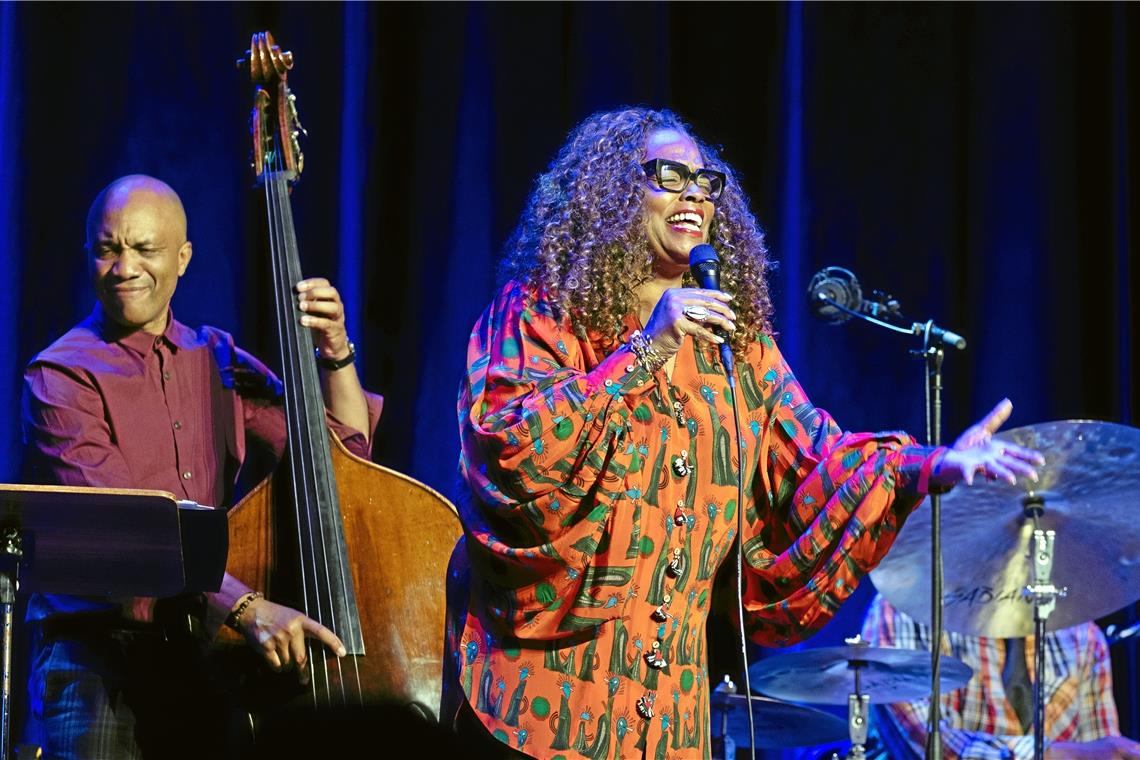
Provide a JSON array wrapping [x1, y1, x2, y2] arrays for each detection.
[[747, 645, 972, 705], [870, 420, 1140, 638], [710, 692, 849, 748]]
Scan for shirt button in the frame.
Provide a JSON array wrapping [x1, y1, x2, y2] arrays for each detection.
[[162, 371, 172, 381], [173, 421, 182, 430], [182, 471, 192, 480]]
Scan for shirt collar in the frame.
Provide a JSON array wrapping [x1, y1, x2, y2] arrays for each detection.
[[90, 305, 201, 355]]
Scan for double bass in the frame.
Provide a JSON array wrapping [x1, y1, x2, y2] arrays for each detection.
[[221, 31, 463, 734]]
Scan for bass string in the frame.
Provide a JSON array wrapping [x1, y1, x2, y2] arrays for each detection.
[[267, 153, 328, 703], [275, 158, 363, 705], [263, 148, 330, 706], [263, 144, 362, 708], [275, 156, 365, 708]]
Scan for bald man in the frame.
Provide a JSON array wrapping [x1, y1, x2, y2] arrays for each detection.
[[21, 175, 383, 759]]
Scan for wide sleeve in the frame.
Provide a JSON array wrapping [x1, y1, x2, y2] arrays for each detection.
[[22, 362, 133, 487], [740, 335, 941, 645], [458, 282, 655, 638]]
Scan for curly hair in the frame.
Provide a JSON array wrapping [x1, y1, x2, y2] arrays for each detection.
[[498, 106, 773, 357]]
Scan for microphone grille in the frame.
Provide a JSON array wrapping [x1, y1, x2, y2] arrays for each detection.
[[688, 244, 720, 288], [688, 244, 719, 269], [807, 266, 862, 324]]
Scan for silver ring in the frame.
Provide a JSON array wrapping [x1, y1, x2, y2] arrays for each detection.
[[683, 305, 710, 322]]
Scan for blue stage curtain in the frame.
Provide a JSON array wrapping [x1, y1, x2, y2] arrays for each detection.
[[1, 3, 1138, 751], [0, 1, 19, 480]]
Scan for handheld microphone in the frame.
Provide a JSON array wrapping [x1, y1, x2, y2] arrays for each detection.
[[806, 266, 967, 350], [688, 244, 735, 375]]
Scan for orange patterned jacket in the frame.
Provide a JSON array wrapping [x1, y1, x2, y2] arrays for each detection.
[[445, 281, 940, 759]]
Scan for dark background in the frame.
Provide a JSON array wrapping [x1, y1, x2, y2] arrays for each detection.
[[1, 2, 1137, 755]]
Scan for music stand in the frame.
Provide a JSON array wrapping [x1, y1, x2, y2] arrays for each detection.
[[0, 484, 229, 760]]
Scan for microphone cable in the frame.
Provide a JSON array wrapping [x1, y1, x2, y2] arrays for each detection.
[[690, 244, 755, 759], [721, 356, 755, 760]]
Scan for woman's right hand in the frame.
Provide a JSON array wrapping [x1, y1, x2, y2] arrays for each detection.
[[642, 288, 736, 357]]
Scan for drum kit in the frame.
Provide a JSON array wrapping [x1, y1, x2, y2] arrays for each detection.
[[714, 420, 1140, 758]]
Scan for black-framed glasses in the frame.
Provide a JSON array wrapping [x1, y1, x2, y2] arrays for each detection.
[[641, 159, 727, 200]]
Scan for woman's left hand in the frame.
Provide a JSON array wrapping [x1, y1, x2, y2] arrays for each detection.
[[930, 398, 1045, 488]]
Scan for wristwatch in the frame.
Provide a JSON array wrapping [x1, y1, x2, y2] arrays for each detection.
[[315, 342, 356, 371]]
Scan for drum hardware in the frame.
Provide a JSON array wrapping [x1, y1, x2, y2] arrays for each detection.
[[747, 636, 973, 759], [747, 637, 972, 705], [871, 420, 1140, 759], [709, 674, 849, 756], [871, 420, 1140, 637], [1024, 515, 1066, 760], [844, 643, 869, 760], [710, 675, 736, 760]]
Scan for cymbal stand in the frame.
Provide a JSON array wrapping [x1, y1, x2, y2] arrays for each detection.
[[844, 659, 869, 760], [1023, 499, 1066, 760], [917, 333, 945, 760], [0, 528, 21, 760], [710, 675, 737, 760]]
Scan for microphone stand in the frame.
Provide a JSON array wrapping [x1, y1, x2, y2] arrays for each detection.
[[814, 296, 962, 760], [921, 327, 945, 760]]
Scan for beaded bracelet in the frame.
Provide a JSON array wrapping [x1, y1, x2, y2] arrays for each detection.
[[629, 330, 668, 373], [224, 591, 264, 632]]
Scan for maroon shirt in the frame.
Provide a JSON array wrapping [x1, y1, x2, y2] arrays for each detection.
[[22, 307, 383, 619]]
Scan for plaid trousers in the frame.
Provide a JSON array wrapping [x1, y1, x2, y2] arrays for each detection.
[[23, 622, 249, 760]]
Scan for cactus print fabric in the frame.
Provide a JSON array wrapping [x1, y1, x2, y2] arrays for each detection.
[[445, 281, 940, 759]]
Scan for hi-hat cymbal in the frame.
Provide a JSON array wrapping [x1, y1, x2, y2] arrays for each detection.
[[747, 645, 972, 705], [710, 692, 849, 748], [871, 419, 1140, 638]]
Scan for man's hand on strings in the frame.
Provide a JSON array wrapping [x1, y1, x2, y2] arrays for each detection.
[[297, 277, 352, 364], [236, 596, 346, 685]]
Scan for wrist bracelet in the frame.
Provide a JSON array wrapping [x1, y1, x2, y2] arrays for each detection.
[[224, 591, 264, 632], [918, 446, 951, 495], [629, 330, 668, 373]]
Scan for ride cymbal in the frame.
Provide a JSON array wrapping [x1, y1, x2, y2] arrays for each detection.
[[871, 420, 1140, 638], [747, 645, 972, 705]]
